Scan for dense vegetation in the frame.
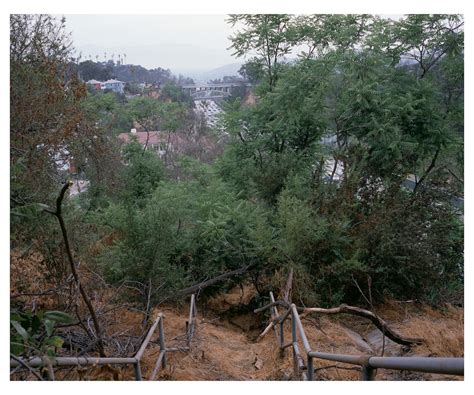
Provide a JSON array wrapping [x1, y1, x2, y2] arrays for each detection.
[[10, 14, 463, 363]]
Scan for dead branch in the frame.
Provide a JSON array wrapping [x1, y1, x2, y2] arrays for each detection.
[[257, 287, 290, 342], [142, 278, 157, 328], [414, 147, 440, 192], [256, 318, 279, 342], [282, 268, 293, 304], [253, 300, 291, 313], [444, 166, 463, 184], [351, 275, 372, 308], [255, 296, 422, 347], [44, 181, 107, 357], [177, 264, 254, 297], [42, 356, 55, 380], [142, 129, 150, 154], [10, 288, 62, 299], [301, 304, 423, 346]]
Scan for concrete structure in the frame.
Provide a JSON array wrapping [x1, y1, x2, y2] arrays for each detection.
[[194, 99, 223, 129], [181, 82, 252, 98]]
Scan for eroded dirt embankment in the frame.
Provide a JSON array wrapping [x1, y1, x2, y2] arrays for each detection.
[[139, 285, 464, 381]]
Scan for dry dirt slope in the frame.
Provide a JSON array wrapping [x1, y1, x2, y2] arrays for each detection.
[[147, 308, 286, 380], [10, 250, 463, 381], [139, 288, 463, 381]]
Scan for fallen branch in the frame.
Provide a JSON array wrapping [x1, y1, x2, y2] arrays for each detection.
[[256, 317, 279, 342], [301, 304, 423, 346], [256, 290, 287, 342], [177, 264, 254, 297], [10, 288, 61, 299], [42, 356, 55, 380], [255, 297, 423, 347], [254, 300, 290, 314]]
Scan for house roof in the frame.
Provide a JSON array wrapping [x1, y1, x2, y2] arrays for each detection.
[[104, 79, 124, 84], [117, 131, 216, 152], [118, 131, 184, 147], [86, 79, 102, 84]]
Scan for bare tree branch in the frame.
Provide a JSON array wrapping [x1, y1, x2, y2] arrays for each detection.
[[44, 181, 107, 357], [414, 147, 440, 192]]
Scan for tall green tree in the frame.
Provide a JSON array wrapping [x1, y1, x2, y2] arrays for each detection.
[[228, 14, 296, 88], [220, 14, 464, 304]]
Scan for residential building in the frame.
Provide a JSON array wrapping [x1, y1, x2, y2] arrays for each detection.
[[85, 79, 126, 94], [118, 130, 184, 157], [86, 79, 102, 90], [101, 79, 125, 94]]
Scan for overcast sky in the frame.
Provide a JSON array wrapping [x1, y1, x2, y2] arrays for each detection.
[[64, 15, 239, 74], [64, 14, 405, 77]]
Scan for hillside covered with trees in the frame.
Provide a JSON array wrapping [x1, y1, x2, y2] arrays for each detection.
[[75, 59, 194, 85], [10, 14, 463, 381]]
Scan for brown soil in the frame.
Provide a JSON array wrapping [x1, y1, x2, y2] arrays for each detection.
[[162, 311, 286, 380], [137, 286, 464, 381], [10, 250, 463, 381]]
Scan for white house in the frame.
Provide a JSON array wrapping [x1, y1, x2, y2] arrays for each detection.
[[101, 79, 125, 94]]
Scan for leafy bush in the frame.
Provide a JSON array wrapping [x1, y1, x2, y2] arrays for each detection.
[[97, 173, 274, 302], [119, 141, 165, 206], [11, 310, 74, 357]]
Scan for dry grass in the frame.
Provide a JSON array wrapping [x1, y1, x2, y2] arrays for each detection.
[[139, 287, 464, 381], [399, 305, 464, 358], [10, 256, 464, 381], [296, 301, 464, 380], [10, 248, 58, 310], [152, 307, 291, 380], [205, 283, 257, 313]]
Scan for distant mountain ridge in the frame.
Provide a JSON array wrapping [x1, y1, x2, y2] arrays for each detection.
[[75, 59, 244, 86], [178, 63, 243, 83]]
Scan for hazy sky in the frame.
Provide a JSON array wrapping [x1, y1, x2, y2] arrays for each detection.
[[64, 14, 404, 77], [64, 15, 239, 74]]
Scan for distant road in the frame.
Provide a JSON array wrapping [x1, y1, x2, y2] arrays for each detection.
[[181, 82, 252, 89]]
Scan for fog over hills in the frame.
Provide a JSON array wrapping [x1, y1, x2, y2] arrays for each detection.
[[73, 42, 243, 83], [175, 63, 243, 83], [66, 14, 239, 77]]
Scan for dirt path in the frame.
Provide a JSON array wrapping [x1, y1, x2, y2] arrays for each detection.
[[143, 308, 291, 381]]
